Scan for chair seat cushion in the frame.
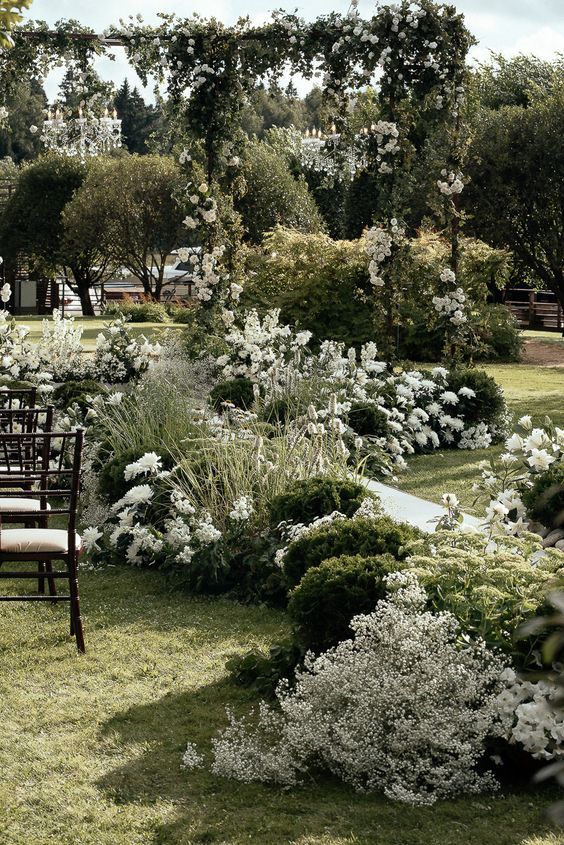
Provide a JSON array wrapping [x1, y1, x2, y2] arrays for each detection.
[[0, 529, 81, 554], [0, 498, 50, 512]]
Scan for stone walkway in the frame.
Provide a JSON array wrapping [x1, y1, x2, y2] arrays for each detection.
[[364, 479, 482, 533]]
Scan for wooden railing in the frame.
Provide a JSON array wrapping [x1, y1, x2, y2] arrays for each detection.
[[504, 289, 563, 332]]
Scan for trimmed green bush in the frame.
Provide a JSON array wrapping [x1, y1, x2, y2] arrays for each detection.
[[445, 367, 506, 429], [53, 379, 107, 413], [522, 462, 564, 529], [98, 447, 144, 503], [209, 378, 255, 411], [347, 402, 390, 437], [104, 300, 168, 323], [269, 477, 369, 528], [288, 553, 398, 653], [165, 304, 196, 324], [283, 515, 420, 587]]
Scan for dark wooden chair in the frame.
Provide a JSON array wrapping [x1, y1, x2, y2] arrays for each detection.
[[0, 428, 86, 652], [0, 406, 56, 592], [0, 386, 37, 410]]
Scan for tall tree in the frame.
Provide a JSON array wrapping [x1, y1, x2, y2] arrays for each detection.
[[114, 80, 159, 154], [465, 86, 564, 308], [0, 153, 102, 314], [71, 154, 188, 300]]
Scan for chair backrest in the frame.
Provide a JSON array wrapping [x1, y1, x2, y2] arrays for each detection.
[[0, 387, 37, 410], [0, 406, 54, 436], [0, 429, 85, 544]]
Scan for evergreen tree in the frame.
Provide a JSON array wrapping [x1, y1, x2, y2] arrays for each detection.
[[114, 80, 159, 154]]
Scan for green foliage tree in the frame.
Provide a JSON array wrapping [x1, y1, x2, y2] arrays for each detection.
[[241, 82, 307, 138], [114, 79, 160, 154], [0, 0, 32, 47], [0, 153, 95, 309], [465, 86, 564, 307], [238, 140, 324, 244], [0, 78, 45, 162], [71, 154, 188, 300], [474, 54, 564, 110]]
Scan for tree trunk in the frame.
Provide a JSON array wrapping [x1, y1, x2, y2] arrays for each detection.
[[77, 284, 95, 316]]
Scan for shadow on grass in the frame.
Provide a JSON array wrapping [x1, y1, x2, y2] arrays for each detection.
[[95, 679, 557, 845]]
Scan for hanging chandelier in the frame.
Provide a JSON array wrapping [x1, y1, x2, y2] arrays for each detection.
[[33, 106, 122, 158], [301, 125, 363, 179]]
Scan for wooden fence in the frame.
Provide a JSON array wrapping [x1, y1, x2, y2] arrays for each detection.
[[504, 289, 563, 332]]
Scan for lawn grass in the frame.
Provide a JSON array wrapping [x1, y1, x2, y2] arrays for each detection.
[[396, 364, 564, 513], [13, 316, 185, 350], [0, 566, 560, 845], [522, 330, 564, 345], [1, 328, 563, 843]]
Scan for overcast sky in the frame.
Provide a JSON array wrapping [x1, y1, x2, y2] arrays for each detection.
[[23, 0, 564, 101]]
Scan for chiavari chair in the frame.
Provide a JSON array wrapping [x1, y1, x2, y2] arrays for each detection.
[[0, 429, 86, 651]]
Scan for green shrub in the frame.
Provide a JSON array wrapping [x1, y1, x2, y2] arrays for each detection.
[[522, 462, 564, 529], [288, 553, 398, 653], [242, 228, 374, 348], [472, 303, 523, 362], [98, 448, 145, 503], [209, 378, 255, 411], [347, 402, 390, 437], [238, 141, 324, 244], [269, 477, 369, 528], [283, 516, 420, 587], [408, 532, 564, 666], [398, 302, 522, 364], [227, 639, 304, 697], [165, 304, 196, 324], [53, 379, 107, 413], [445, 367, 506, 429], [104, 300, 168, 323]]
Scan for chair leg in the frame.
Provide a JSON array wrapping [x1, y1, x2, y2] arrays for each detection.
[[37, 561, 45, 594], [68, 554, 85, 653], [45, 560, 57, 601]]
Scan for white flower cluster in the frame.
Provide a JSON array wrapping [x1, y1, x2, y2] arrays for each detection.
[[0, 306, 95, 387], [216, 309, 311, 383], [474, 416, 564, 535], [124, 452, 163, 481], [216, 311, 504, 467], [370, 121, 400, 174], [37, 309, 90, 382], [210, 573, 506, 804], [183, 179, 218, 229], [432, 268, 467, 326], [94, 316, 162, 383], [365, 219, 404, 287], [495, 668, 564, 760], [437, 169, 464, 196], [190, 246, 227, 303], [229, 496, 254, 522]]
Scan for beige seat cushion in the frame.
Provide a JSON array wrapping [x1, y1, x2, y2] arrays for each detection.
[[0, 498, 50, 512], [0, 529, 81, 554]]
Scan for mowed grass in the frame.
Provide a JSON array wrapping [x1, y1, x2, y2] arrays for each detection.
[[13, 316, 184, 351], [0, 566, 560, 845], [396, 364, 564, 514]]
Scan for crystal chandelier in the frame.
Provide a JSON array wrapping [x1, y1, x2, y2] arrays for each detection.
[[35, 106, 122, 158], [301, 125, 365, 180]]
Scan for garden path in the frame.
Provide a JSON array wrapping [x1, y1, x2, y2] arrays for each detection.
[[364, 479, 482, 533]]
